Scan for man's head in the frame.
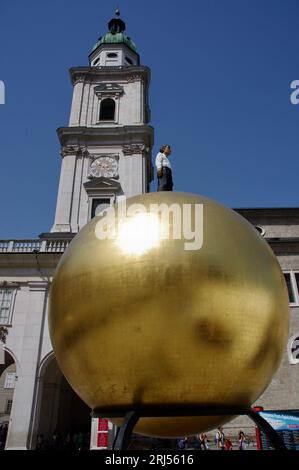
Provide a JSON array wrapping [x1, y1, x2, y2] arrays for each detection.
[[160, 145, 171, 156]]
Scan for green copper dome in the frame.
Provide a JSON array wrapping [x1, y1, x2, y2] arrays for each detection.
[[92, 32, 137, 53], [91, 11, 138, 55]]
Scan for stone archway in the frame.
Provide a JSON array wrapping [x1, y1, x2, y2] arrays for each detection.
[[33, 354, 91, 450]]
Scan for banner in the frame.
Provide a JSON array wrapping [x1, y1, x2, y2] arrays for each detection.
[[256, 410, 299, 450]]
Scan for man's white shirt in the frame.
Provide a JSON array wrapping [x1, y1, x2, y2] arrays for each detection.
[[155, 152, 172, 171]]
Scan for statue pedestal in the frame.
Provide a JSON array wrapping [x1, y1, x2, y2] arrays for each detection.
[[92, 405, 286, 450]]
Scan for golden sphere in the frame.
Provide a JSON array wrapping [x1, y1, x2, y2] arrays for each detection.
[[49, 192, 289, 437]]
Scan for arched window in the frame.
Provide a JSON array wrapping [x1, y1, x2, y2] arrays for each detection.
[[255, 225, 265, 237], [99, 98, 115, 121], [107, 53, 118, 58], [288, 335, 299, 364]]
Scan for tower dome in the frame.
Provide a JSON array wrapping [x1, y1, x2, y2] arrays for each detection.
[[89, 10, 139, 67]]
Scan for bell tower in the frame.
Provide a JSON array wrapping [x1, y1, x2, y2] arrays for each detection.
[[51, 10, 154, 233]]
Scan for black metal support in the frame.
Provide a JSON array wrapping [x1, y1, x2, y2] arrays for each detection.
[[112, 411, 140, 450], [92, 405, 287, 451]]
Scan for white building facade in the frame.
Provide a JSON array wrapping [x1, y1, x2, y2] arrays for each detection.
[[0, 12, 298, 450]]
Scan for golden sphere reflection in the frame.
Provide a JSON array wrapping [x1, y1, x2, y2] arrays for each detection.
[[49, 192, 289, 437]]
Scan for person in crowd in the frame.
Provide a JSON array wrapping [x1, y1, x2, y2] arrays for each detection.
[[75, 431, 85, 450], [198, 433, 209, 450], [36, 434, 45, 450], [238, 430, 247, 450], [49, 430, 61, 450], [177, 436, 188, 450], [225, 437, 233, 450], [215, 426, 225, 450], [62, 432, 74, 450]]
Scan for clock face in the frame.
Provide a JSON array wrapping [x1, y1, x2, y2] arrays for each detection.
[[89, 156, 118, 178]]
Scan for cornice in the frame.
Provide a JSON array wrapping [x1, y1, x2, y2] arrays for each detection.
[[267, 239, 299, 255], [0, 253, 62, 269], [69, 65, 151, 87], [57, 125, 154, 148], [235, 208, 299, 219], [83, 177, 121, 192]]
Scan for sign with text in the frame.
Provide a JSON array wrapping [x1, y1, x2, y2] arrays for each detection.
[[257, 410, 299, 450], [90, 417, 112, 450]]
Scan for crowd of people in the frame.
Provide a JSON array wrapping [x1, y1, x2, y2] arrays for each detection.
[[35, 430, 91, 450], [1, 424, 251, 451], [177, 428, 250, 450]]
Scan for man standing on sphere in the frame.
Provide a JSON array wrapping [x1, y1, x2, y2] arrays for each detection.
[[155, 145, 173, 191]]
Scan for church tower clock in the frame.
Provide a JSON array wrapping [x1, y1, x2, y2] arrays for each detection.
[[51, 10, 154, 233]]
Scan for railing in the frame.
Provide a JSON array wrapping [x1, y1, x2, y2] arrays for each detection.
[[0, 239, 70, 253], [45, 240, 69, 253]]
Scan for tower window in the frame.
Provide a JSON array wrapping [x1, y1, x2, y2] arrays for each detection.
[[125, 56, 133, 65], [99, 98, 115, 121], [283, 271, 299, 305], [107, 53, 118, 58], [93, 58, 100, 66], [91, 198, 111, 219], [283, 273, 295, 303]]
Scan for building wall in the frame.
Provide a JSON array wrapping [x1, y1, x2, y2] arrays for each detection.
[[219, 212, 299, 441]]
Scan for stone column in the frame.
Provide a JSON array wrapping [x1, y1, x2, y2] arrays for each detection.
[[69, 79, 84, 126], [51, 149, 77, 233], [5, 282, 48, 449]]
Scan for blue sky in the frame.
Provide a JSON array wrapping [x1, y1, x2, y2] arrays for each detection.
[[0, 0, 299, 238]]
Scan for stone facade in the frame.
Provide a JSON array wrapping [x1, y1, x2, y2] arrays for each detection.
[[0, 15, 298, 450]]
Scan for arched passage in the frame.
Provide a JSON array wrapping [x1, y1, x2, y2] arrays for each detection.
[[33, 354, 91, 449], [0, 349, 17, 450]]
